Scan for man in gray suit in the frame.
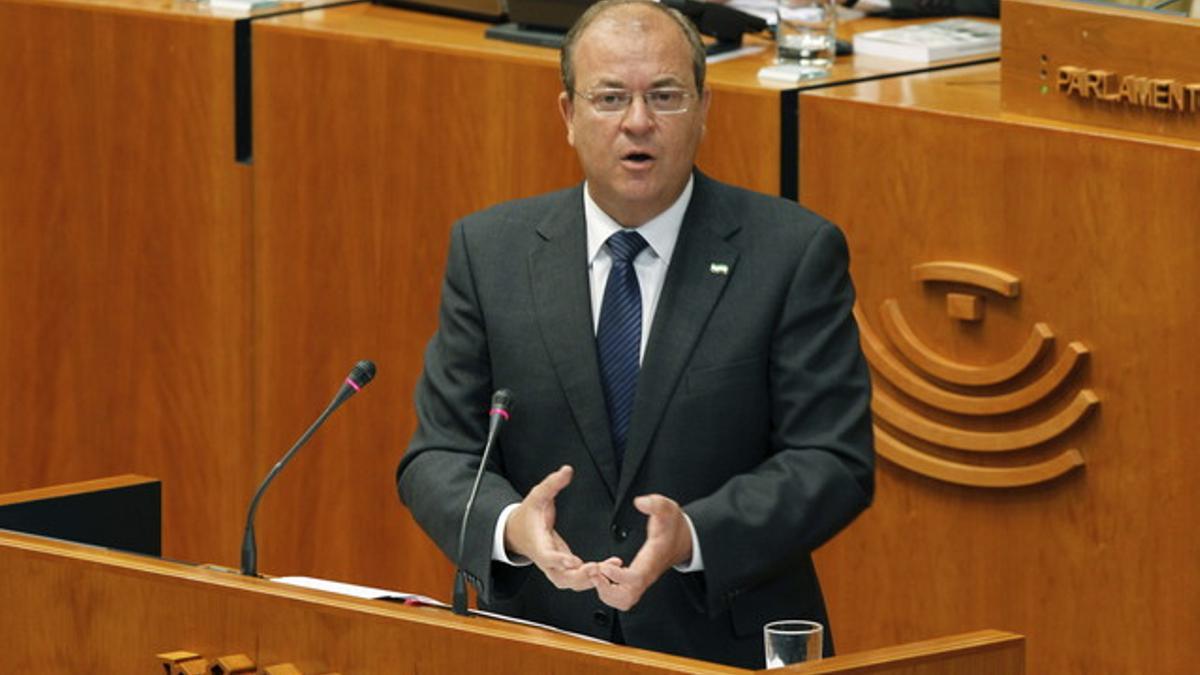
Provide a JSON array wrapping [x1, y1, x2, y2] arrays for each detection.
[[396, 0, 874, 667]]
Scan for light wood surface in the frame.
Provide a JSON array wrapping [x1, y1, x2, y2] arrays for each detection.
[[250, 5, 586, 596], [788, 630, 1022, 675], [799, 62, 1200, 673], [0, 473, 155, 506], [0, 0, 253, 567], [0, 529, 1023, 673]]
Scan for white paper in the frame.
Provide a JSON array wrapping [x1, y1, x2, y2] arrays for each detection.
[[272, 575, 448, 607], [757, 63, 828, 83], [472, 609, 611, 643], [270, 575, 609, 643]]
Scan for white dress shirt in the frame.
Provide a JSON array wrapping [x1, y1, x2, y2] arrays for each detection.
[[492, 178, 705, 573]]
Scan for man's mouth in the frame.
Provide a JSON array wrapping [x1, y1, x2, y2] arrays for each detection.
[[622, 152, 655, 166]]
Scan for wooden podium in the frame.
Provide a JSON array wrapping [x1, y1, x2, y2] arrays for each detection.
[[0, 479, 1023, 674]]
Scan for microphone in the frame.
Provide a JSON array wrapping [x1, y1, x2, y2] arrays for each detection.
[[452, 388, 514, 616], [240, 360, 377, 577]]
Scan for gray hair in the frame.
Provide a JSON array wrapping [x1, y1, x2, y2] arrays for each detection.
[[560, 0, 707, 97]]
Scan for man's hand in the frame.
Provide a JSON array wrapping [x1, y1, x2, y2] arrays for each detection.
[[592, 494, 693, 611], [504, 465, 595, 591]]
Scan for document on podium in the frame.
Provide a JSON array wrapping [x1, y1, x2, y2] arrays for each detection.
[[271, 576, 609, 643], [273, 575, 447, 607]]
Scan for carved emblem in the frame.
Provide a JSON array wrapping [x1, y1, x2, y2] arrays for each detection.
[[856, 262, 1096, 488]]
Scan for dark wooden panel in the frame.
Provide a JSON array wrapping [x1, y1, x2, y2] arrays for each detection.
[[0, 474, 161, 555]]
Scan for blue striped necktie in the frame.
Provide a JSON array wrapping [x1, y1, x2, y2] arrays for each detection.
[[597, 230, 649, 471]]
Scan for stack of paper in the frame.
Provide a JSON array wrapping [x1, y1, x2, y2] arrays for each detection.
[[208, 0, 279, 12], [852, 19, 999, 63]]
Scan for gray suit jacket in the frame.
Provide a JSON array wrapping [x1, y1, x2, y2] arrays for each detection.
[[397, 172, 874, 668]]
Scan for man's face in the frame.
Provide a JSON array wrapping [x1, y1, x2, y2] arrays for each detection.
[[559, 6, 711, 227]]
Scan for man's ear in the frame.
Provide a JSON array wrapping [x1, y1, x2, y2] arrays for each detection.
[[558, 91, 576, 147]]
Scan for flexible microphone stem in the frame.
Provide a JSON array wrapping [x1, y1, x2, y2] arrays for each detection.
[[242, 396, 340, 577], [241, 360, 376, 577], [452, 389, 513, 615]]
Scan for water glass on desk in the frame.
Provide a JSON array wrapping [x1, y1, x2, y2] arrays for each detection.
[[764, 619, 824, 668], [775, 0, 837, 78]]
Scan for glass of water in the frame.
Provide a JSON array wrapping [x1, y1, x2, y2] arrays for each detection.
[[764, 619, 824, 668], [775, 0, 837, 78]]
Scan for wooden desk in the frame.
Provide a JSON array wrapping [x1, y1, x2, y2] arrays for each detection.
[[798, 62, 1200, 674], [253, 6, 997, 198]]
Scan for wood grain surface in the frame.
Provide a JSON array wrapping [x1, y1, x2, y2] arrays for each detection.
[[0, 0, 253, 567], [799, 62, 1200, 674]]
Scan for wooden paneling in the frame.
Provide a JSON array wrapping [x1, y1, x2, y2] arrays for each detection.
[[0, 0, 252, 566], [251, 9, 578, 597], [698, 80, 781, 195], [799, 63, 1200, 674]]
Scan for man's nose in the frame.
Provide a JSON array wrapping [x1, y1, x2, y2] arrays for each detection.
[[620, 95, 656, 134]]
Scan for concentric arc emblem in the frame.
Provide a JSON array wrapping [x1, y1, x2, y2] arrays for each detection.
[[857, 261, 1097, 489]]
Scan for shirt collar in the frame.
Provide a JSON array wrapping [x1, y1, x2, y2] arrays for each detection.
[[584, 175, 693, 266]]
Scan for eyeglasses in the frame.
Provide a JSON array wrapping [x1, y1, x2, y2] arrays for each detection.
[[576, 88, 695, 115]]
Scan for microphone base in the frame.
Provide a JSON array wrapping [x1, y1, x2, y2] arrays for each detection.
[[451, 570, 471, 616]]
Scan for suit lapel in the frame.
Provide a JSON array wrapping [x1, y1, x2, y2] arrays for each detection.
[[616, 175, 741, 505], [529, 187, 620, 497]]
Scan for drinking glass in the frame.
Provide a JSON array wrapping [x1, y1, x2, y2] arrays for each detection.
[[775, 0, 837, 78], [764, 619, 824, 668]]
